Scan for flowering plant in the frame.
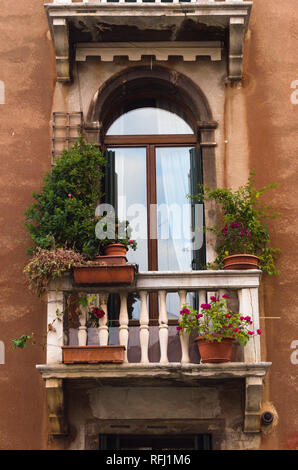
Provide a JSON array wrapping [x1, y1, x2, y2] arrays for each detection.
[[98, 213, 137, 251], [194, 171, 281, 275], [78, 296, 106, 328], [177, 295, 261, 346]]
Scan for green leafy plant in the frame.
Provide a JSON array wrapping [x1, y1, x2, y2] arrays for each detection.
[[25, 137, 106, 259], [97, 212, 137, 251], [177, 295, 261, 346], [12, 334, 35, 350], [194, 171, 281, 275], [23, 247, 85, 297]]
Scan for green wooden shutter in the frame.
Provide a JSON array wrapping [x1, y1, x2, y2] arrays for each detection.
[[104, 150, 117, 326], [104, 150, 117, 214], [189, 147, 206, 271]]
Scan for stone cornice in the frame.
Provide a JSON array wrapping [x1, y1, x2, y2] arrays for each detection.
[[44, 1, 253, 82]]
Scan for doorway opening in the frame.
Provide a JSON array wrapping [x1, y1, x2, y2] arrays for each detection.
[[99, 433, 212, 450]]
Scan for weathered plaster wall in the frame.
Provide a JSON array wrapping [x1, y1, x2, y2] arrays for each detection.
[[243, 0, 298, 450], [0, 0, 56, 449], [0, 0, 297, 451]]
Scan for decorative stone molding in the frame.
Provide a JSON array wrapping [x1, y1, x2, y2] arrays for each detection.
[[75, 41, 222, 62], [44, 1, 253, 82]]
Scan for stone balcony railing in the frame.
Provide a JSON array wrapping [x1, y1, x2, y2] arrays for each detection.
[[45, 269, 264, 366], [37, 269, 271, 435]]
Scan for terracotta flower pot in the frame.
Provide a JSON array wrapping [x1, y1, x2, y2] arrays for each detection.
[[104, 244, 128, 257], [62, 345, 125, 364], [223, 254, 259, 270], [195, 336, 234, 363], [73, 264, 136, 285]]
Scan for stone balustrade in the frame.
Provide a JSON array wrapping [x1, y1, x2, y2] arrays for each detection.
[[46, 269, 262, 366]]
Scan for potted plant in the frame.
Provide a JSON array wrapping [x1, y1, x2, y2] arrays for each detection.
[[62, 296, 125, 364], [24, 137, 106, 260], [194, 171, 281, 274], [177, 295, 261, 363], [73, 215, 138, 285]]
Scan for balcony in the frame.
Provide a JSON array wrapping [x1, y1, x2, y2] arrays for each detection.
[[36, 268, 271, 435], [45, 0, 253, 81]]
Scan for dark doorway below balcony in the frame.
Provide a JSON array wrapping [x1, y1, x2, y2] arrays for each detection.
[[99, 433, 212, 450]]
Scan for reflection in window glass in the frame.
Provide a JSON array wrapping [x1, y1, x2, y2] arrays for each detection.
[[107, 108, 193, 135]]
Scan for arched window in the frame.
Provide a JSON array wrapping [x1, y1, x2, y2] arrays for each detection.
[[103, 101, 205, 321]]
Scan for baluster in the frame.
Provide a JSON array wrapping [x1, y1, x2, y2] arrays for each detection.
[[238, 288, 260, 363], [119, 292, 129, 362], [139, 290, 149, 364], [47, 289, 64, 364], [98, 292, 109, 346], [158, 290, 169, 364], [78, 293, 88, 346], [198, 290, 206, 313], [178, 290, 190, 364]]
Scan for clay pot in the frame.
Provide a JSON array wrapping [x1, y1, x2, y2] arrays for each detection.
[[195, 336, 234, 363], [104, 244, 128, 257], [62, 345, 125, 364], [223, 254, 259, 270]]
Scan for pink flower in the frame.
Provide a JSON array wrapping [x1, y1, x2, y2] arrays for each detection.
[[222, 294, 230, 299], [245, 316, 251, 322], [210, 296, 217, 302], [201, 303, 211, 310], [225, 313, 231, 319], [257, 329, 262, 335], [196, 313, 203, 319], [240, 316, 245, 321], [228, 324, 232, 329], [180, 307, 190, 315], [248, 331, 254, 335], [234, 328, 239, 333], [68, 193, 72, 198], [176, 326, 182, 331]]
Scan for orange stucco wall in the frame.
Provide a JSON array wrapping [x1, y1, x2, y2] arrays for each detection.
[[0, 0, 297, 450]]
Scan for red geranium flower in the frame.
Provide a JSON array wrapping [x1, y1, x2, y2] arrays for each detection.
[[92, 307, 105, 319]]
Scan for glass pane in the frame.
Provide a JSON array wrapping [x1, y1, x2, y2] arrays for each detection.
[[111, 147, 148, 271], [156, 147, 193, 271], [156, 147, 195, 318], [107, 107, 193, 135]]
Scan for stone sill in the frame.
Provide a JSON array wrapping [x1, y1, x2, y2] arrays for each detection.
[[37, 361, 271, 383]]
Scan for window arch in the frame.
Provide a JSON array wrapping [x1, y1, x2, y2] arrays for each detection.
[[86, 66, 217, 321]]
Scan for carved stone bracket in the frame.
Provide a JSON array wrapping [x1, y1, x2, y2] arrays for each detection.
[[45, 378, 68, 436], [245, 376, 263, 433], [52, 18, 70, 82], [229, 17, 246, 81]]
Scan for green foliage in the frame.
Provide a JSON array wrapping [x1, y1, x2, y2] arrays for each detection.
[[194, 171, 281, 275], [12, 334, 35, 350], [24, 247, 85, 297], [97, 212, 137, 251], [178, 296, 261, 346], [25, 137, 106, 259]]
